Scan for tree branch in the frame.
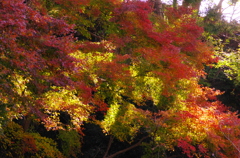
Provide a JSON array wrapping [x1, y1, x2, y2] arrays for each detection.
[[103, 136, 114, 158], [105, 136, 149, 158]]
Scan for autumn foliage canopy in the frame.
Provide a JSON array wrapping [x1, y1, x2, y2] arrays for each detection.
[[0, 0, 239, 157]]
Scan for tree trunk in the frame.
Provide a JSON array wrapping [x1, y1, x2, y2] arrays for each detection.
[[216, 0, 224, 14], [149, 0, 164, 18], [182, 0, 202, 13]]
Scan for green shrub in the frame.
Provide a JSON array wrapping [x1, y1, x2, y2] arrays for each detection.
[[57, 130, 82, 158], [0, 122, 25, 158], [30, 132, 64, 158], [0, 121, 64, 158]]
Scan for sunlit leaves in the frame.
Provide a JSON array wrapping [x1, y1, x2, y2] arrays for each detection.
[[215, 49, 240, 85], [42, 87, 92, 131], [101, 98, 149, 142]]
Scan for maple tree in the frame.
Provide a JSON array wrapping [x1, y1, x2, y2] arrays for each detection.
[[0, 0, 94, 132], [0, 0, 240, 157]]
